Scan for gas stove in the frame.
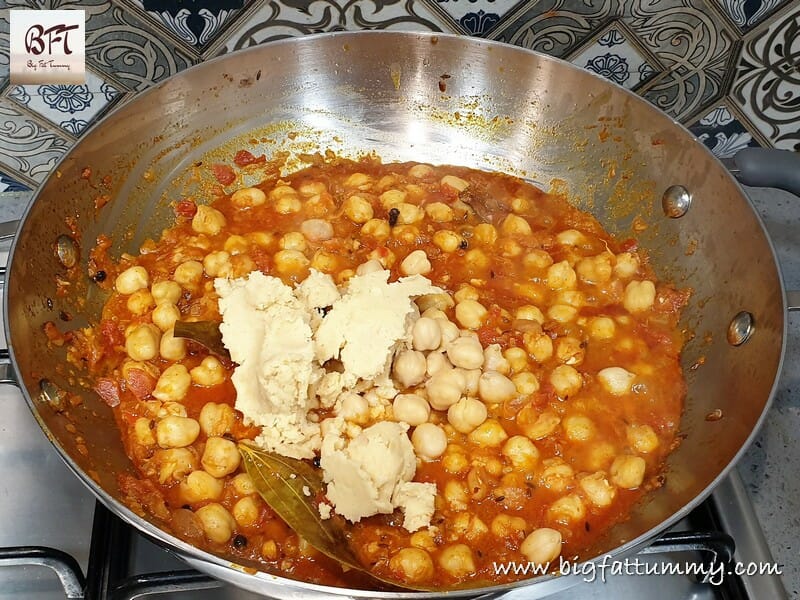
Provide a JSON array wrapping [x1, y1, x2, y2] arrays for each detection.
[[0, 193, 790, 600]]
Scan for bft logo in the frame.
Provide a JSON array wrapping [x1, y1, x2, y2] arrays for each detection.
[[25, 23, 80, 56], [10, 10, 86, 85]]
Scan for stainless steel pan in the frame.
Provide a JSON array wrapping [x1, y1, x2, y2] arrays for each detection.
[[2, 31, 795, 598]]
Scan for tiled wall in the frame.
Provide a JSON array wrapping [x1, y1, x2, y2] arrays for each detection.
[[1, 0, 799, 192]]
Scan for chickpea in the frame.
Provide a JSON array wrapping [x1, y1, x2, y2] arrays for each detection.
[[523, 249, 553, 271], [523, 330, 553, 363], [126, 324, 161, 362], [275, 194, 301, 214], [231, 187, 266, 208], [408, 164, 434, 179], [500, 214, 532, 237], [426, 368, 466, 411], [279, 232, 307, 252], [233, 496, 260, 527], [548, 494, 586, 524], [192, 205, 226, 236], [450, 512, 489, 541], [535, 457, 572, 490], [499, 238, 522, 257], [473, 223, 498, 245], [153, 364, 191, 402], [400, 250, 432, 276], [623, 280, 656, 313], [546, 260, 577, 290], [441, 175, 469, 192], [395, 202, 424, 225], [447, 397, 488, 434], [425, 202, 454, 222], [261, 540, 279, 560], [151, 280, 182, 305], [154, 448, 197, 483], [518, 408, 560, 440], [361, 218, 391, 241], [491, 514, 527, 538], [503, 347, 529, 373], [516, 305, 545, 324], [180, 470, 224, 503], [223, 234, 248, 255], [579, 472, 617, 507], [502, 436, 539, 471], [195, 503, 235, 544], [126, 289, 154, 316], [156, 415, 200, 448], [438, 544, 475, 578], [556, 229, 586, 246], [426, 351, 453, 377], [614, 252, 640, 278], [455, 299, 487, 330], [437, 320, 460, 348], [380, 189, 406, 208], [392, 349, 427, 388], [586, 441, 617, 471], [550, 364, 583, 398], [201, 436, 241, 478], [343, 195, 374, 224], [467, 419, 508, 447], [512, 372, 540, 396], [597, 366, 635, 395], [173, 260, 203, 288], [411, 423, 447, 460], [274, 249, 310, 275], [476, 371, 516, 404], [116, 266, 149, 295], [548, 304, 578, 323], [563, 415, 595, 442], [433, 230, 463, 253], [588, 316, 616, 339], [446, 336, 484, 370], [133, 417, 156, 446], [232, 472, 256, 495], [301, 219, 334, 242], [393, 394, 430, 426], [576, 254, 613, 284], [159, 328, 187, 361], [555, 336, 584, 366], [626, 423, 660, 453], [191, 356, 226, 387], [198, 403, 235, 439], [482, 344, 510, 375], [412, 317, 441, 351], [389, 547, 435, 583], [203, 250, 232, 278], [520, 528, 562, 565], [335, 393, 366, 425], [152, 303, 180, 332], [416, 292, 455, 313], [610, 455, 647, 489], [442, 446, 470, 474]]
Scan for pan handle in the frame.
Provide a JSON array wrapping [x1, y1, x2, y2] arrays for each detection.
[[727, 150, 800, 311], [0, 221, 20, 385], [728, 148, 800, 198]]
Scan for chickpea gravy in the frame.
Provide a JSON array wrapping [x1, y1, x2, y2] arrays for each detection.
[[68, 156, 688, 589]]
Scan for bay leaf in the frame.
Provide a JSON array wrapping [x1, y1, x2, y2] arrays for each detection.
[[173, 320, 229, 359], [238, 443, 433, 591]]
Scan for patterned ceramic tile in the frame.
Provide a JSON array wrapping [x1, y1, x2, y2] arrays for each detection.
[[489, 0, 737, 120], [424, 0, 525, 36], [730, 5, 800, 150], [688, 102, 763, 158], [128, 0, 245, 51], [83, 2, 196, 91], [711, 0, 793, 32], [5, 69, 121, 136], [0, 170, 31, 193], [568, 22, 662, 91], [0, 99, 72, 183], [0, 12, 9, 85], [212, 0, 452, 54]]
